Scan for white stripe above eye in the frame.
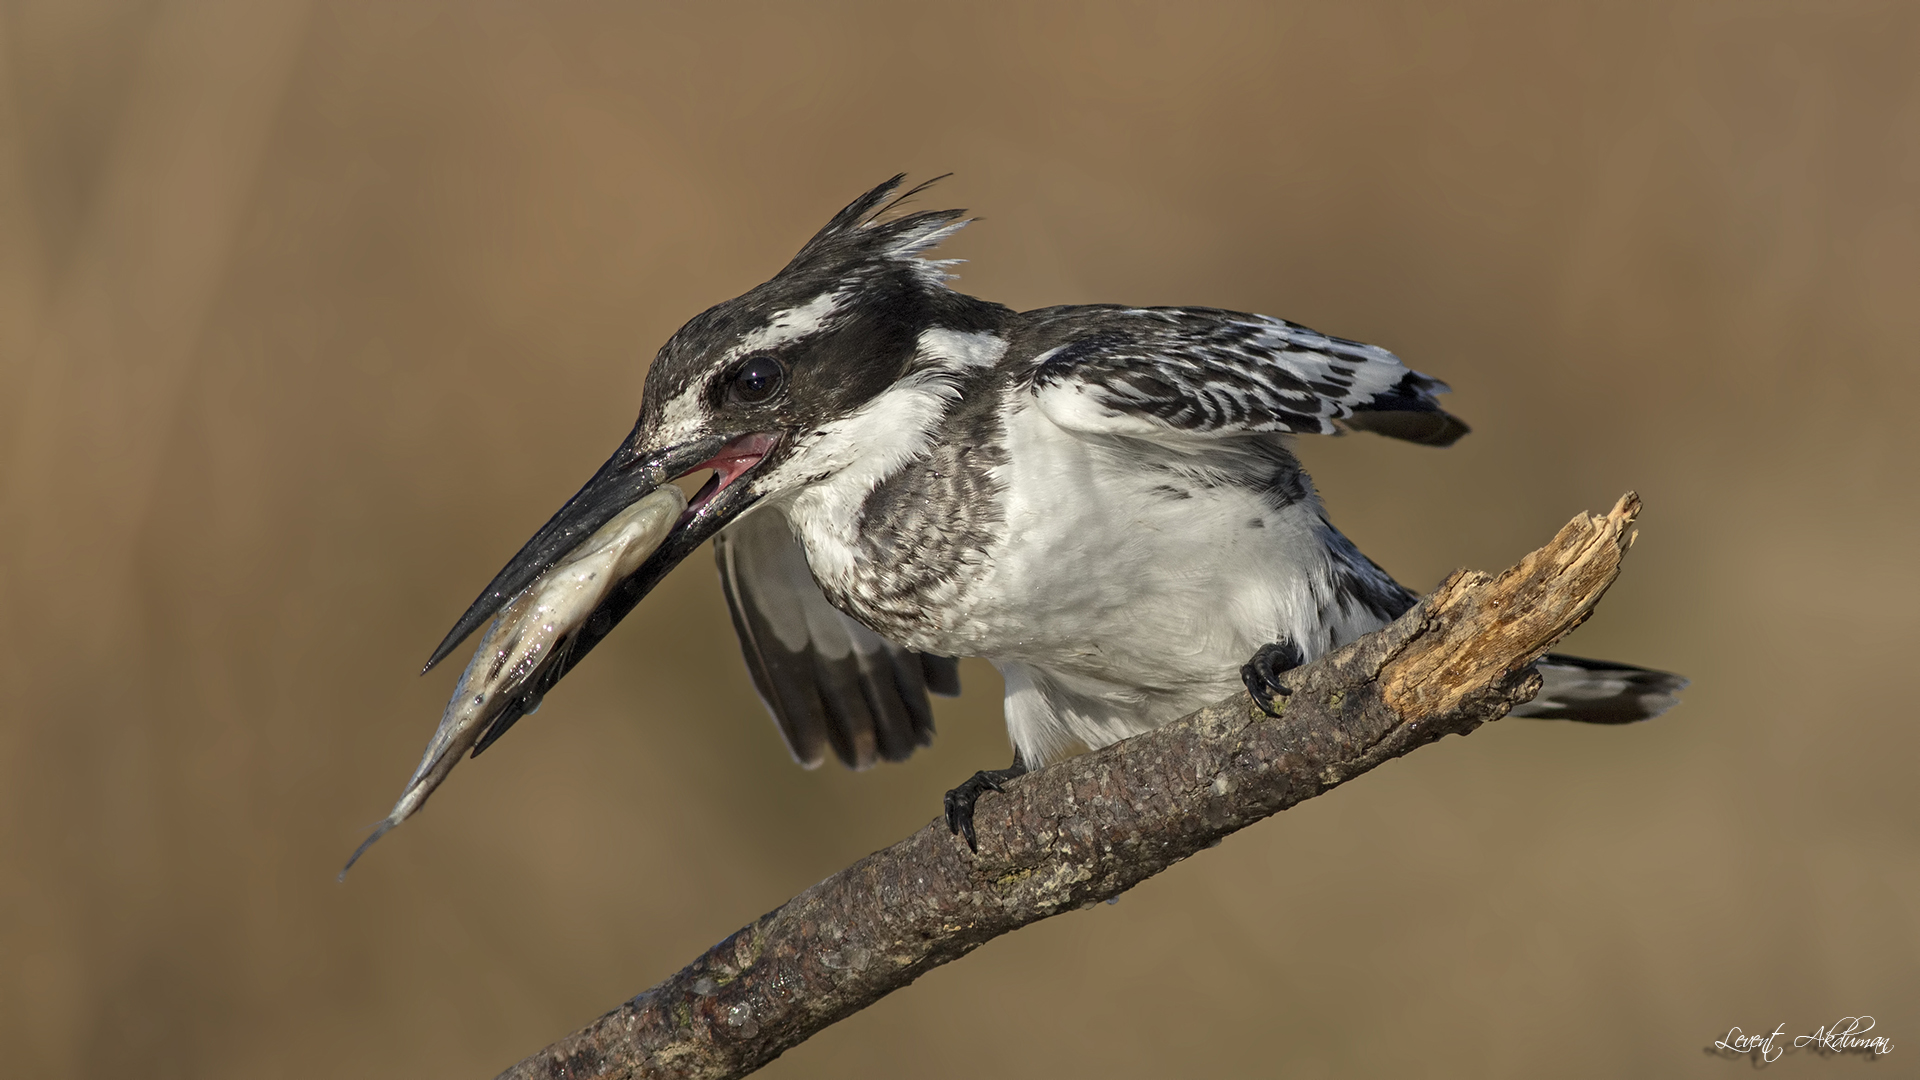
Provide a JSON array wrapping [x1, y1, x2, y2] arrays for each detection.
[[726, 290, 847, 362], [654, 289, 850, 447]]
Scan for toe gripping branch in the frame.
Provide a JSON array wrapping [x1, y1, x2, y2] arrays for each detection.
[[944, 754, 1029, 852], [1241, 638, 1304, 717]]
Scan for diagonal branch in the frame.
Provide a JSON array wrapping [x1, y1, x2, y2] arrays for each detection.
[[500, 494, 1648, 1080]]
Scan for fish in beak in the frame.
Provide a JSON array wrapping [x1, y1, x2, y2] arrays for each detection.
[[344, 174, 975, 876], [341, 430, 781, 877]]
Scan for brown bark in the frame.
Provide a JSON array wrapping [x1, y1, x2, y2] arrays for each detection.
[[499, 494, 1648, 1080]]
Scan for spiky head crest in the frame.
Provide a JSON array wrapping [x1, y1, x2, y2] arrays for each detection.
[[779, 174, 971, 288], [634, 175, 1004, 454]]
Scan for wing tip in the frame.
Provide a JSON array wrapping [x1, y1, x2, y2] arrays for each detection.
[[922, 654, 963, 697], [1340, 409, 1471, 447]]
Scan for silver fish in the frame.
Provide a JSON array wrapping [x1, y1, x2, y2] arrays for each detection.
[[342, 484, 687, 877]]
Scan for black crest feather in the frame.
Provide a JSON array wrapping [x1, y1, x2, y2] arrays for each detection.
[[784, 175, 971, 283]]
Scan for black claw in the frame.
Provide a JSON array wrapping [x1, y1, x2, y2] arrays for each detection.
[[1241, 638, 1304, 717], [943, 756, 1028, 852]]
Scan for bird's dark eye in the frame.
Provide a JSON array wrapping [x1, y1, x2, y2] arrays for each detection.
[[730, 354, 786, 404]]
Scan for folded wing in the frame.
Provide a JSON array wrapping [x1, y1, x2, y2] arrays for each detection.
[[714, 507, 958, 769]]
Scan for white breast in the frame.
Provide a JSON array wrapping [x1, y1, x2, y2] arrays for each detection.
[[773, 374, 1394, 767], [942, 391, 1390, 763]]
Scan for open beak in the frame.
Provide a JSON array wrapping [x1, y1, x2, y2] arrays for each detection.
[[423, 427, 781, 676]]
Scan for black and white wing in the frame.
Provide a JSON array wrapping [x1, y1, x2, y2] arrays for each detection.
[[714, 507, 958, 770], [1019, 306, 1469, 446]]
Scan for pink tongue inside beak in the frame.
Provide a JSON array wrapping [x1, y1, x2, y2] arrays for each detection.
[[686, 432, 778, 510]]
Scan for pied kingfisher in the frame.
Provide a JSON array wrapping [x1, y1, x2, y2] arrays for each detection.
[[406, 175, 1684, 853]]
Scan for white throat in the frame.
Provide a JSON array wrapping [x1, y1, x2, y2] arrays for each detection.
[[764, 328, 1006, 585]]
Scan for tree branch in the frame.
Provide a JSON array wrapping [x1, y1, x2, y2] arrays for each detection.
[[499, 494, 1647, 1080]]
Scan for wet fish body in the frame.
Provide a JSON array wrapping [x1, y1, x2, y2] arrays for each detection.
[[342, 485, 687, 875]]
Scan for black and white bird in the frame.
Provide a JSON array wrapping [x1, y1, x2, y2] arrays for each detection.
[[416, 176, 1684, 850]]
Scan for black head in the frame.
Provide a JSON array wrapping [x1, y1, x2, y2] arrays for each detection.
[[637, 176, 981, 472], [421, 175, 1007, 693]]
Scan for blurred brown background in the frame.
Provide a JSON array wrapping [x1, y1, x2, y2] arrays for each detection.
[[3, 1, 1916, 1076]]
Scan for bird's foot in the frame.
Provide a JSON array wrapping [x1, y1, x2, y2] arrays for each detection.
[[1242, 638, 1303, 717], [944, 755, 1029, 852]]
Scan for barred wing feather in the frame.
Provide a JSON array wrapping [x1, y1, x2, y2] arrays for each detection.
[[1022, 306, 1468, 446]]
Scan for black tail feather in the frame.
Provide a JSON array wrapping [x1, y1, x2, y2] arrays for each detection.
[[1511, 654, 1687, 725]]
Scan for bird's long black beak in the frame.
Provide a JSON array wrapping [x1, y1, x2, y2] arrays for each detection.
[[422, 427, 778, 676]]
